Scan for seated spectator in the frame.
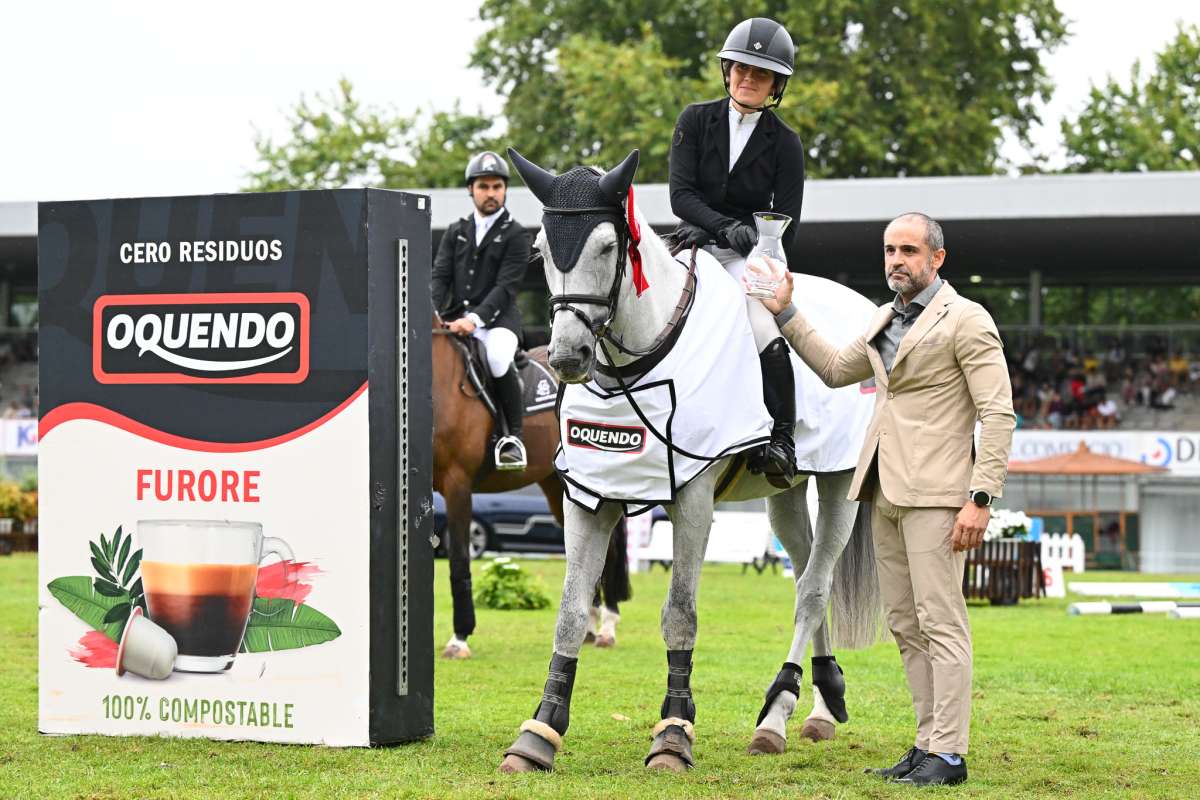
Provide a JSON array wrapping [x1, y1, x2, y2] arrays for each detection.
[[1096, 398, 1119, 429]]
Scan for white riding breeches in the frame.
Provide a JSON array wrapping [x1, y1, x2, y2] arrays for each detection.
[[471, 325, 519, 378], [706, 245, 783, 352]]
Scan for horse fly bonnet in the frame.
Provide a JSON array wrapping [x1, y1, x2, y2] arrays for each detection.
[[507, 148, 639, 274]]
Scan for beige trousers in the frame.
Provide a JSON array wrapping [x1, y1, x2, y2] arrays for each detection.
[[872, 487, 973, 755]]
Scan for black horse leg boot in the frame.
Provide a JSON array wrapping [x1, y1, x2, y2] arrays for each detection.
[[493, 365, 527, 471], [758, 338, 797, 489], [502, 653, 577, 771], [647, 650, 696, 769], [811, 655, 849, 722]]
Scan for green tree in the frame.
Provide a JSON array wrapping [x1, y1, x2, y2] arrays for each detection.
[[471, 0, 1067, 177], [245, 79, 499, 191], [1062, 24, 1200, 172]]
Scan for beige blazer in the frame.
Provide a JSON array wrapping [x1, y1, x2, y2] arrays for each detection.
[[780, 281, 1015, 507]]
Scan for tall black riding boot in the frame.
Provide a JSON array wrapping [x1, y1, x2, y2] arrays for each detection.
[[756, 338, 797, 489], [493, 366, 527, 470]]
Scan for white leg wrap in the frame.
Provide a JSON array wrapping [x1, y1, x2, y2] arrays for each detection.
[[807, 684, 837, 724], [652, 717, 695, 742], [588, 605, 601, 634], [519, 719, 562, 752], [756, 689, 797, 740]]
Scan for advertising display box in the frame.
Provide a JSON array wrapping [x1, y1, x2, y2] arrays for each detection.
[[37, 189, 433, 745]]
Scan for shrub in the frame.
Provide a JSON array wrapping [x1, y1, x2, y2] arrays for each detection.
[[473, 557, 552, 610]]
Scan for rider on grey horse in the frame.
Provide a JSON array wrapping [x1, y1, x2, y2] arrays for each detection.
[[433, 151, 531, 470], [668, 17, 804, 488]]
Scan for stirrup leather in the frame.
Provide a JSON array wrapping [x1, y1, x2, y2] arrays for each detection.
[[494, 435, 527, 471]]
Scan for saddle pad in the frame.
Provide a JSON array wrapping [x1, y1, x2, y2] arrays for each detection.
[[522, 358, 558, 415]]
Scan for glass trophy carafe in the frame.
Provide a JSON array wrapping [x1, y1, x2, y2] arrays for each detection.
[[743, 212, 792, 299]]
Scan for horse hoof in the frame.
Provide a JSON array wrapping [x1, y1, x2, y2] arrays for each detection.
[[498, 754, 539, 773], [594, 633, 615, 648], [646, 753, 688, 772], [441, 641, 472, 660], [798, 718, 836, 742], [746, 729, 786, 755]]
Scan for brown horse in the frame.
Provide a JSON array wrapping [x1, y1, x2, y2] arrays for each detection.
[[433, 313, 627, 658]]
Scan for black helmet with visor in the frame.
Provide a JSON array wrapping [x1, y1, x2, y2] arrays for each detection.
[[717, 18, 795, 111]]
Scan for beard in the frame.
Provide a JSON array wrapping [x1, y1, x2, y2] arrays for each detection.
[[887, 259, 932, 295]]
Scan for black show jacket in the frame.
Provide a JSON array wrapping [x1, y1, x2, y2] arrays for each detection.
[[668, 97, 805, 252], [432, 208, 530, 335]]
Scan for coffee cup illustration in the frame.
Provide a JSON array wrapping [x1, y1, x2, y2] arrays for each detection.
[[137, 520, 293, 673]]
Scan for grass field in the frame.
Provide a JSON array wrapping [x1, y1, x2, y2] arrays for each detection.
[[3, 551, 1199, 799]]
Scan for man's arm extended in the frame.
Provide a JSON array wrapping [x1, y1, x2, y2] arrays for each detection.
[[761, 271, 873, 389]]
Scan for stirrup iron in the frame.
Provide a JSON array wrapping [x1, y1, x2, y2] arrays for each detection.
[[494, 435, 527, 471]]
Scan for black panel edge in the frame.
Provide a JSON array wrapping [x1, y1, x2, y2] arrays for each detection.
[[367, 189, 434, 744]]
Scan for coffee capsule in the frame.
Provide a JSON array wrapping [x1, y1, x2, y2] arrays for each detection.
[[116, 606, 178, 680]]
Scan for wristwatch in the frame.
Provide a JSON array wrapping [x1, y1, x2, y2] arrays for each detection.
[[970, 490, 993, 508]]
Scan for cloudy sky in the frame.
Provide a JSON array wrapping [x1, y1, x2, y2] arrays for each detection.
[[3, 0, 1196, 202]]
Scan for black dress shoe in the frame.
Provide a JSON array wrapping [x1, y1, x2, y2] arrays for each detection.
[[895, 753, 968, 786], [864, 746, 927, 780]]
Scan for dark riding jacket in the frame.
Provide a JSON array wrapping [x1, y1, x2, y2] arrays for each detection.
[[668, 97, 805, 252], [432, 208, 530, 335]]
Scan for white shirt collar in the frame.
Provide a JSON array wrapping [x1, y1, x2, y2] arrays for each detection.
[[473, 207, 504, 241], [728, 103, 763, 126]]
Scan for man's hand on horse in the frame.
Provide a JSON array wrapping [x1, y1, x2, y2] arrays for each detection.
[[447, 318, 477, 336], [951, 503, 990, 552], [745, 265, 794, 315]]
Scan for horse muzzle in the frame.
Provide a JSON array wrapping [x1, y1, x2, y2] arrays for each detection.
[[549, 343, 594, 384]]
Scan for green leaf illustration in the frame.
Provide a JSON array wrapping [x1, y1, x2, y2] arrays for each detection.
[[89, 541, 106, 567], [93, 578, 125, 597], [103, 603, 132, 625], [129, 577, 143, 599], [101, 533, 111, 559], [240, 598, 341, 653], [121, 549, 142, 586], [90, 557, 116, 584], [117, 535, 131, 575], [47, 576, 130, 641]]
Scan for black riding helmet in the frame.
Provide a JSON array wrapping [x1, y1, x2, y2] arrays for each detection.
[[464, 151, 511, 186], [717, 17, 795, 111]]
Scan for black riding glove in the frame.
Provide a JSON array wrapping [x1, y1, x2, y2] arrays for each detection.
[[671, 223, 711, 253], [719, 222, 758, 257]]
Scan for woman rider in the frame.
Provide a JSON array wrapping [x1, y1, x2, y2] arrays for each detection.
[[668, 17, 804, 488]]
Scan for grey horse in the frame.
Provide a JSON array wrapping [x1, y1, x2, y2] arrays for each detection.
[[499, 148, 882, 773]]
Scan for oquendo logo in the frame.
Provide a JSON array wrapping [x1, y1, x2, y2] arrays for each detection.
[[93, 293, 310, 384], [566, 419, 647, 454]]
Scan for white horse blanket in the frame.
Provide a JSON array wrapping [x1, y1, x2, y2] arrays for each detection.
[[555, 253, 877, 514], [555, 249, 771, 514]]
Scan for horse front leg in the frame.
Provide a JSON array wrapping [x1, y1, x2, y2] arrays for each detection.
[[646, 469, 719, 772], [498, 501, 621, 773], [749, 474, 856, 754]]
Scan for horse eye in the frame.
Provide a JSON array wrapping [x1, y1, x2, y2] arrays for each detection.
[[600, 241, 616, 255]]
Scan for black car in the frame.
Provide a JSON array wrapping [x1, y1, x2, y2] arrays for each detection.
[[432, 491, 564, 559]]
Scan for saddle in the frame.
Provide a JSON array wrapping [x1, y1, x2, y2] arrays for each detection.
[[451, 335, 559, 424]]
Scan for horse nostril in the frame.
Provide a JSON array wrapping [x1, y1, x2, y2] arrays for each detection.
[[579, 344, 593, 364]]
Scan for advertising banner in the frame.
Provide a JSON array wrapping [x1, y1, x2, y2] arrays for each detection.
[[1, 418, 38, 456], [1010, 430, 1200, 477], [37, 190, 433, 746]]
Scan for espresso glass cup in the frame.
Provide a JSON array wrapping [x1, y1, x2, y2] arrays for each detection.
[[138, 520, 293, 673]]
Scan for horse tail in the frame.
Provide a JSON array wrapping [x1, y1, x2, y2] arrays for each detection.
[[829, 501, 886, 649], [598, 519, 632, 608]]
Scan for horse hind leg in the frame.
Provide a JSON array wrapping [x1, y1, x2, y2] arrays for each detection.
[[797, 615, 842, 742], [594, 519, 629, 648], [441, 473, 476, 659], [499, 502, 619, 773]]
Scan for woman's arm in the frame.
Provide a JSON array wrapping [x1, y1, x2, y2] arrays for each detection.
[[772, 128, 805, 251], [669, 104, 738, 237]]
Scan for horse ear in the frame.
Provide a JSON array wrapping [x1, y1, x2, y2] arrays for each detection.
[[507, 147, 556, 205], [597, 149, 640, 206]]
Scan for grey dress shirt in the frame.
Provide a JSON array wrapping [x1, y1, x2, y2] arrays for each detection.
[[774, 277, 943, 375]]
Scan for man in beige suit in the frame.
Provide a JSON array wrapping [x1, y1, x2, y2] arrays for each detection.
[[758, 212, 1015, 786]]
